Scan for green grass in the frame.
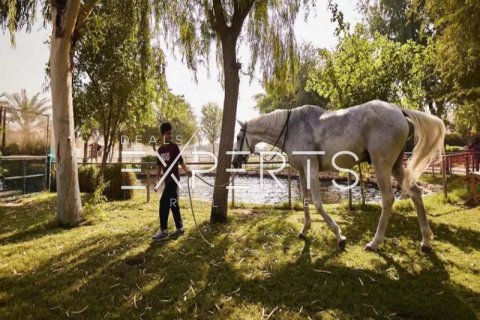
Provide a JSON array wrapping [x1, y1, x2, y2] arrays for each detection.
[[0, 178, 479, 319]]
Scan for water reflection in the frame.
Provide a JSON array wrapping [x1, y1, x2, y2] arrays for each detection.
[[165, 175, 392, 204]]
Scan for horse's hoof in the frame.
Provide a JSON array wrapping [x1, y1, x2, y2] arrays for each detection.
[[365, 244, 377, 252], [297, 233, 307, 240], [420, 245, 433, 254], [338, 239, 346, 251]]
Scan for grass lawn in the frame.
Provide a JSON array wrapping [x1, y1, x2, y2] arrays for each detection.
[[0, 176, 479, 319]]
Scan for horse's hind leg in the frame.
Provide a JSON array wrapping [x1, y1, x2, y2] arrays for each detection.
[[391, 158, 434, 253], [298, 170, 311, 239], [366, 163, 395, 251]]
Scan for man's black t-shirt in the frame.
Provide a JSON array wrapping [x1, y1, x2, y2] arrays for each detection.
[[157, 143, 183, 183]]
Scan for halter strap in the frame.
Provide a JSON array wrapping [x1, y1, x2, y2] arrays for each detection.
[[240, 109, 291, 161]]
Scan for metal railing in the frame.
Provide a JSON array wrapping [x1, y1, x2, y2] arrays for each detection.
[[0, 155, 51, 197]]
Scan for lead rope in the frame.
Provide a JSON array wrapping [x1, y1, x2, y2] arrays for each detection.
[[186, 175, 215, 247]]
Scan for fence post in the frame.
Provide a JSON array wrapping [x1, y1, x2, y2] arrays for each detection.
[[46, 154, 52, 191], [448, 156, 452, 176], [466, 155, 470, 175], [230, 174, 235, 209], [358, 164, 366, 206], [442, 156, 447, 199], [22, 159, 27, 194], [472, 153, 475, 173], [287, 164, 292, 210], [146, 165, 150, 203], [347, 172, 353, 210]]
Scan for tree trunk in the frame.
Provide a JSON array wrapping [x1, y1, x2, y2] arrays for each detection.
[[118, 132, 123, 163], [2, 107, 7, 155], [50, 1, 83, 227], [210, 36, 240, 223], [83, 138, 88, 163]]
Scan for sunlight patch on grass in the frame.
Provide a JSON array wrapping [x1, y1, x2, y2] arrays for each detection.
[[0, 179, 479, 319]]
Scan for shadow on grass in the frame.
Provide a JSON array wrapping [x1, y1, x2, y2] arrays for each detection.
[[0, 194, 60, 245], [0, 195, 479, 319]]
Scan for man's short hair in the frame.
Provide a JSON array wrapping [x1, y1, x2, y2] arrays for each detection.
[[160, 122, 172, 134]]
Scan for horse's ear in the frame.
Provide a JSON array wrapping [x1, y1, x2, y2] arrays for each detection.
[[236, 119, 245, 128]]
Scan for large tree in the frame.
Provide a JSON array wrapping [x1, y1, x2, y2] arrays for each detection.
[[73, 0, 162, 173], [357, 0, 450, 118], [422, 0, 480, 104], [306, 26, 429, 110], [158, 0, 313, 222], [357, 0, 430, 44], [2, 0, 102, 226], [2, 0, 163, 226], [200, 102, 222, 154], [1, 90, 50, 145]]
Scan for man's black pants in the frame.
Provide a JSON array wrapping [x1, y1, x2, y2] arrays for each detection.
[[159, 180, 183, 231]]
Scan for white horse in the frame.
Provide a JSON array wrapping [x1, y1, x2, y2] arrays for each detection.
[[232, 100, 445, 252]]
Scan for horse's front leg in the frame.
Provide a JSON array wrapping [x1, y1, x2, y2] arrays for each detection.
[[298, 170, 311, 239], [308, 164, 347, 250]]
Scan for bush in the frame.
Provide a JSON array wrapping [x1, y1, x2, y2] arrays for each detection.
[[50, 163, 136, 201], [140, 155, 157, 171], [4, 141, 47, 155], [445, 132, 468, 147], [4, 143, 21, 155], [78, 165, 99, 193], [446, 145, 463, 152], [141, 155, 157, 163], [103, 164, 136, 201]]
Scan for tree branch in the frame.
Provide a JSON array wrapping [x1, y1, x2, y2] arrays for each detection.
[[231, 0, 255, 37], [52, 0, 81, 38], [75, 0, 101, 32], [209, 0, 228, 38]]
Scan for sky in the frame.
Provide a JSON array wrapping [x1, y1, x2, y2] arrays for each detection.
[[0, 1, 360, 122]]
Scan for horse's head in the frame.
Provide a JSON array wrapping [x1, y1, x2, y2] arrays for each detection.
[[232, 120, 254, 169]]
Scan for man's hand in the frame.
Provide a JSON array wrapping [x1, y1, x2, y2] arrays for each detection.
[[186, 170, 192, 177]]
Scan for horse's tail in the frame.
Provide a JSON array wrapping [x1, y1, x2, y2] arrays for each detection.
[[401, 108, 446, 194]]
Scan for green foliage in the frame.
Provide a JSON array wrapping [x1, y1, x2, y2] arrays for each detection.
[[73, 0, 165, 166], [50, 164, 136, 201], [156, 0, 314, 82], [1, 90, 50, 151], [0, 150, 6, 178], [255, 44, 326, 113], [357, 0, 451, 118], [444, 132, 468, 148], [437, 0, 480, 134], [445, 145, 463, 153], [423, 0, 480, 103], [200, 102, 222, 152], [306, 26, 430, 110], [157, 93, 198, 143], [3, 140, 47, 156], [141, 155, 157, 163], [78, 165, 100, 194], [141, 92, 198, 146], [357, 0, 430, 44], [103, 163, 136, 201], [82, 176, 109, 221]]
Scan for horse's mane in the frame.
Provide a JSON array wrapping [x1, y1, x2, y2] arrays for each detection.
[[248, 105, 323, 133], [249, 109, 289, 133]]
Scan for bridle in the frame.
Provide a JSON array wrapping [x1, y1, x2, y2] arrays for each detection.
[[237, 109, 292, 163], [237, 124, 254, 163]]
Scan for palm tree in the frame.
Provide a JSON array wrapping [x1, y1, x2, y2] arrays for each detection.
[[1, 90, 50, 145]]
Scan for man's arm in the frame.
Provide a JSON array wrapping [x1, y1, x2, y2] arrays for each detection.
[[180, 160, 192, 177], [156, 165, 163, 180]]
